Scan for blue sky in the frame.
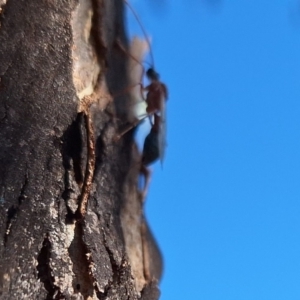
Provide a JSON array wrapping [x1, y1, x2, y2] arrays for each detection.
[[126, 1, 300, 299]]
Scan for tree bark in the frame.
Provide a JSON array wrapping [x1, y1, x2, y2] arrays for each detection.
[[0, 0, 162, 299]]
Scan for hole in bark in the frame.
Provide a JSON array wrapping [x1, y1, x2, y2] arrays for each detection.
[[61, 113, 84, 186], [61, 189, 76, 224], [64, 206, 76, 224]]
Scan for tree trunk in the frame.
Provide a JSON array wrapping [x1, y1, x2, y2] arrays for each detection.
[[0, 0, 162, 299]]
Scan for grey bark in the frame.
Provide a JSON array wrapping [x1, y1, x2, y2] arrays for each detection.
[[0, 0, 162, 299]]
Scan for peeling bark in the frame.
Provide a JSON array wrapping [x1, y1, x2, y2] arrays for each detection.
[[0, 0, 162, 299]]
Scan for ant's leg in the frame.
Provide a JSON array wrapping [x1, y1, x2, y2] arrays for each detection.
[[114, 117, 141, 141], [148, 115, 153, 126], [114, 110, 158, 141], [113, 113, 150, 141]]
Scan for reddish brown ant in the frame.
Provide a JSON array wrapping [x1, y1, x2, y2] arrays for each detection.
[[114, 40, 168, 163], [119, 1, 169, 196], [143, 67, 168, 163]]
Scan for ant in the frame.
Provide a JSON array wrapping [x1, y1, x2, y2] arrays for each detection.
[[143, 67, 168, 162], [118, 1, 169, 196]]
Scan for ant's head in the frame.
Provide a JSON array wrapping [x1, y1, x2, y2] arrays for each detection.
[[146, 68, 160, 81]]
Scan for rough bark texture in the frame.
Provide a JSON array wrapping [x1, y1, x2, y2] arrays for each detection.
[[0, 0, 162, 299]]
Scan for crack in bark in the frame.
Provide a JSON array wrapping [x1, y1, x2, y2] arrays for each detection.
[[36, 233, 66, 300], [60, 113, 85, 222], [60, 110, 96, 221], [3, 172, 28, 246], [68, 221, 96, 298], [97, 231, 130, 299]]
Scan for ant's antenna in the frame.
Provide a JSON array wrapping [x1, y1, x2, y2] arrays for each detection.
[[124, 0, 155, 68]]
